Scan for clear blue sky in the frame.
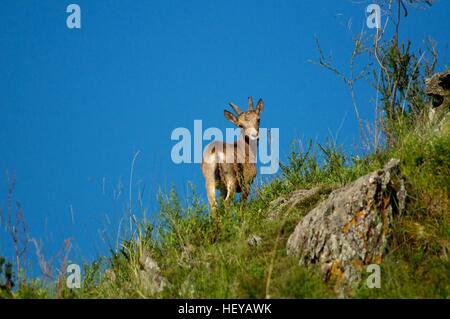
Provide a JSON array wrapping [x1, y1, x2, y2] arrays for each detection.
[[0, 1, 449, 276]]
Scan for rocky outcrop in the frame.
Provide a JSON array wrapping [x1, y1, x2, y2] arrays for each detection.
[[426, 69, 450, 109], [286, 159, 405, 293], [247, 234, 262, 247], [104, 249, 168, 295], [426, 69, 450, 124], [138, 249, 168, 294], [267, 187, 324, 220]]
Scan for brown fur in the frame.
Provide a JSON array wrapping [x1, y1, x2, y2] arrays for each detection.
[[201, 97, 264, 218]]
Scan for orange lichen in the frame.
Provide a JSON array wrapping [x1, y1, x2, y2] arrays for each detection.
[[381, 196, 390, 235], [342, 210, 365, 234], [329, 260, 345, 289], [353, 259, 364, 271], [375, 254, 382, 264]]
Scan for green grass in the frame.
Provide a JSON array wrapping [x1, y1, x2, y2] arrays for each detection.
[[2, 109, 449, 299]]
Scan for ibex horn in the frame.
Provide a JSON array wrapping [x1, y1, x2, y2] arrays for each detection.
[[248, 96, 253, 111], [229, 102, 242, 115]]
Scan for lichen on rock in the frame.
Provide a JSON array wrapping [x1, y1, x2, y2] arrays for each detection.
[[138, 249, 169, 294], [425, 69, 450, 125], [286, 159, 405, 293], [267, 187, 324, 220]]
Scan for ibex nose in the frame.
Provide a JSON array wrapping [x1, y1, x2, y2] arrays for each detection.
[[247, 128, 259, 140]]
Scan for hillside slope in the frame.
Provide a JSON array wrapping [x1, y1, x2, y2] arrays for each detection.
[[2, 72, 449, 299]]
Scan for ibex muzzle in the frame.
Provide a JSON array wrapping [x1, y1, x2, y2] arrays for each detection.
[[201, 97, 264, 218]]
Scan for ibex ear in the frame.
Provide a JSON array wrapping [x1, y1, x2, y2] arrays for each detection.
[[256, 99, 264, 114], [224, 110, 239, 126]]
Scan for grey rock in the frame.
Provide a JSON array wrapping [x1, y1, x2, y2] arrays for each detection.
[[286, 159, 405, 293], [425, 69, 450, 109], [247, 234, 262, 247], [425, 69, 450, 124], [138, 249, 168, 294], [268, 187, 322, 219], [104, 268, 116, 282], [178, 244, 194, 268]]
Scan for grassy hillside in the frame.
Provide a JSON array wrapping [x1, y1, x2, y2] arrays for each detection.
[[3, 108, 448, 299]]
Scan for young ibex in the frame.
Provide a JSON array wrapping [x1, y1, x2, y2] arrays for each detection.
[[201, 97, 264, 215]]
